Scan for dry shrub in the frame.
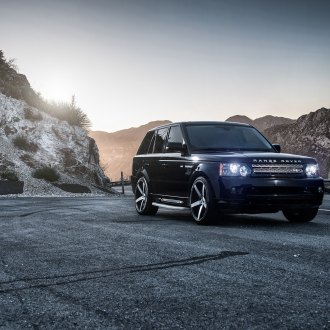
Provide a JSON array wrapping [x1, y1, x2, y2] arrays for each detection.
[[33, 167, 59, 182], [13, 135, 39, 152]]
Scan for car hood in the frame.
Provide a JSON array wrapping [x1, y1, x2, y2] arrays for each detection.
[[190, 152, 317, 164]]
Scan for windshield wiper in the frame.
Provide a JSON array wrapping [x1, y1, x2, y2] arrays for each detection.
[[193, 148, 233, 152], [234, 148, 272, 152], [193, 147, 272, 152]]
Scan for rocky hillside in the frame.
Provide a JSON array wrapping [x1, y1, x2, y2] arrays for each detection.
[[0, 50, 39, 108], [226, 115, 295, 132], [264, 108, 330, 178], [90, 120, 171, 180], [0, 92, 111, 195]]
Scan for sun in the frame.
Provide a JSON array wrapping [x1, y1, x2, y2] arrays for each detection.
[[43, 72, 75, 102]]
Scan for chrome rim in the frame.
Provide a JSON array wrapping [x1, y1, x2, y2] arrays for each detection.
[[190, 179, 208, 221], [135, 177, 148, 212]]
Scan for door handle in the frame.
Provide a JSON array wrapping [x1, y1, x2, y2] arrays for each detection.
[[144, 163, 150, 167], [161, 163, 168, 167]]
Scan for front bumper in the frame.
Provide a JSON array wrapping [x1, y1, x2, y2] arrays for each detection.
[[217, 177, 324, 213]]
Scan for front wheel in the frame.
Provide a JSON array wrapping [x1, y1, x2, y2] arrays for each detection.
[[135, 176, 158, 215], [190, 177, 215, 225], [282, 208, 318, 223]]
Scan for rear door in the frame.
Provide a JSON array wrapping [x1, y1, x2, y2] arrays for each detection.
[[133, 130, 155, 179], [147, 127, 169, 195]]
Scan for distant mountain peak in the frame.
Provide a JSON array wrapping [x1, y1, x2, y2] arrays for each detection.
[[226, 115, 254, 125], [226, 114, 295, 132]]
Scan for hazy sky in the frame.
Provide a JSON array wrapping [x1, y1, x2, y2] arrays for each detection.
[[1, 0, 329, 132]]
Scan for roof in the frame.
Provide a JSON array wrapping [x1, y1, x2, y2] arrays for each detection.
[[148, 121, 252, 131]]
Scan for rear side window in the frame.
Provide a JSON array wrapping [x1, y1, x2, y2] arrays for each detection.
[[137, 131, 154, 155], [153, 128, 169, 153]]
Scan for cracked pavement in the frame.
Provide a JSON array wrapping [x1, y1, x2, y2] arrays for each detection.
[[0, 196, 329, 329]]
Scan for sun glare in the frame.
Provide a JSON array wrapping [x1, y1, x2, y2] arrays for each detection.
[[43, 73, 75, 103]]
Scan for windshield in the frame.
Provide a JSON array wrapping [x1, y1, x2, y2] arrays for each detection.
[[185, 124, 273, 152]]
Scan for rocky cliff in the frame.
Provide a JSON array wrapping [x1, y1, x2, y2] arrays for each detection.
[[264, 108, 330, 178], [0, 92, 111, 195]]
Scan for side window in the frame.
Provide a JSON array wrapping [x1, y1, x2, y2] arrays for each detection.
[[167, 125, 183, 148], [153, 128, 168, 153], [137, 131, 154, 155], [148, 132, 156, 153]]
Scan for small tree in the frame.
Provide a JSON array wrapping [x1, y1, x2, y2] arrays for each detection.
[[7, 58, 18, 71], [67, 95, 92, 129]]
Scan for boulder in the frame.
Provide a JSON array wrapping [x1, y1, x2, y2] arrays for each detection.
[[0, 180, 24, 195]]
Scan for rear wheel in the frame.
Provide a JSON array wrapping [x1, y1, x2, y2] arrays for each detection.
[[190, 177, 215, 225], [135, 176, 158, 215], [282, 208, 318, 223]]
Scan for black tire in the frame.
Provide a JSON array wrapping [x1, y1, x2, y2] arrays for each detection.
[[282, 208, 318, 223], [189, 176, 216, 225], [134, 176, 158, 215]]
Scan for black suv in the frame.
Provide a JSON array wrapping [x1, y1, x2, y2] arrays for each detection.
[[131, 122, 324, 224]]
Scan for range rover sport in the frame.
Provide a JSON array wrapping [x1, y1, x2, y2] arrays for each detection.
[[131, 122, 324, 224]]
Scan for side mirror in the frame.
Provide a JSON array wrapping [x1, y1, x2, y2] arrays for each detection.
[[272, 144, 281, 153]]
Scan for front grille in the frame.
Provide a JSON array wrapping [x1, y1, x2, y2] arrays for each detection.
[[252, 164, 304, 175]]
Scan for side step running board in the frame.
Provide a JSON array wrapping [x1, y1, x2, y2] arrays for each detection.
[[152, 202, 189, 211]]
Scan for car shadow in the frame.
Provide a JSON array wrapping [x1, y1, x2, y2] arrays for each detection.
[[156, 210, 287, 226], [217, 213, 290, 226], [153, 210, 328, 233]]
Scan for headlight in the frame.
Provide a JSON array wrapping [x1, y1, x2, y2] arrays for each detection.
[[220, 163, 251, 177], [305, 164, 319, 178]]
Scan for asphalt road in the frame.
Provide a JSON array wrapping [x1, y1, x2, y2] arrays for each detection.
[[0, 195, 329, 329]]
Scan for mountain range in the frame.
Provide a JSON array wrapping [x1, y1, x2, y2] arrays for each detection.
[[91, 110, 330, 180], [226, 115, 295, 132]]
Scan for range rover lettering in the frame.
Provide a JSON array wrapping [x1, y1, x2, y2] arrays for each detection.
[[131, 122, 324, 224]]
